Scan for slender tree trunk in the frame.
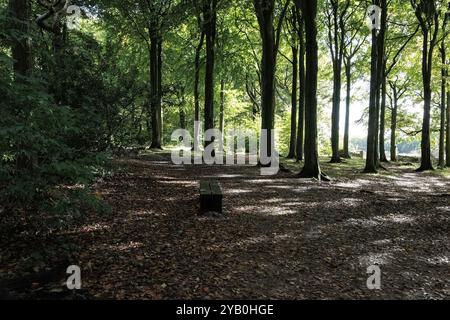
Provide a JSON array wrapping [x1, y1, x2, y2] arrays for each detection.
[[374, 84, 380, 167], [418, 28, 434, 172], [420, 83, 433, 171], [439, 43, 446, 168], [379, 74, 388, 162], [287, 44, 298, 159], [364, 27, 379, 173], [254, 0, 277, 160], [220, 79, 225, 136], [158, 38, 163, 142], [330, 61, 342, 163], [203, 0, 217, 148], [296, 12, 305, 162], [149, 29, 163, 149], [194, 27, 205, 152], [375, 1, 386, 169], [180, 108, 186, 129], [343, 58, 351, 159], [390, 89, 398, 162], [329, 1, 343, 164], [447, 90, 450, 167], [298, 0, 324, 180]]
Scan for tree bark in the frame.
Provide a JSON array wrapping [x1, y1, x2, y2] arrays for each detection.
[[194, 23, 205, 152], [328, 0, 346, 164], [180, 108, 186, 130], [343, 58, 351, 159], [447, 90, 450, 167], [374, 0, 387, 169], [298, 0, 324, 180], [390, 87, 398, 162], [287, 44, 298, 159], [203, 0, 217, 146], [296, 10, 305, 162], [439, 42, 446, 168], [379, 74, 388, 162], [254, 0, 277, 159], [412, 0, 438, 172], [220, 79, 225, 135], [364, 26, 379, 173], [149, 29, 163, 150]]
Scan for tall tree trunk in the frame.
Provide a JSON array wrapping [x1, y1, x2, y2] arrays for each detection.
[[256, 3, 276, 159], [379, 74, 388, 162], [329, 0, 344, 164], [296, 11, 305, 162], [418, 29, 435, 171], [413, 0, 438, 172], [364, 27, 379, 173], [330, 62, 342, 163], [390, 88, 398, 162], [298, 0, 324, 180], [194, 26, 205, 152], [220, 79, 225, 135], [374, 0, 386, 169], [446, 90, 450, 167], [203, 0, 217, 147], [9, 0, 32, 78], [158, 38, 163, 142], [365, 0, 386, 173], [180, 108, 186, 129], [439, 43, 446, 168], [343, 58, 351, 159], [374, 85, 380, 167], [287, 44, 298, 159], [149, 29, 163, 150]]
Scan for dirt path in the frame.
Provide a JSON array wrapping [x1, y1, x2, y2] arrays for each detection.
[[60, 153, 448, 300]]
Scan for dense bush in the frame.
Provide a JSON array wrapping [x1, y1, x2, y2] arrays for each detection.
[[0, 52, 108, 228]]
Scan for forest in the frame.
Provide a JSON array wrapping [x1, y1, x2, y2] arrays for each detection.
[[0, 0, 449, 300]]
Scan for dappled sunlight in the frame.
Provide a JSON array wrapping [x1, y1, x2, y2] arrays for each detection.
[[372, 239, 393, 245], [159, 180, 198, 186], [234, 204, 297, 216], [418, 255, 450, 266], [344, 218, 381, 228], [358, 252, 394, 266], [335, 181, 363, 189], [437, 206, 450, 212], [266, 185, 295, 190], [128, 209, 162, 218], [59, 223, 111, 235], [215, 174, 247, 178], [340, 198, 364, 207], [343, 214, 416, 227], [373, 214, 416, 224], [226, 188, 253, 194], [112, 241, 145, 252]]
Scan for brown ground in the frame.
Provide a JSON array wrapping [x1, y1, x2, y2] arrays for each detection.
[[1, 152, 449, 299]]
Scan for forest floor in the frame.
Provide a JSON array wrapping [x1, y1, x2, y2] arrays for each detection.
[[1, 151, 450, 299]]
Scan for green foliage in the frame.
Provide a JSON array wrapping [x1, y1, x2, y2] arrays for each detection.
[[0, 52, 107, 221]]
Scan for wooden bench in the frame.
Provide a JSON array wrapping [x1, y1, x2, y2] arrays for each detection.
[[200, 180, 223, 214]]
